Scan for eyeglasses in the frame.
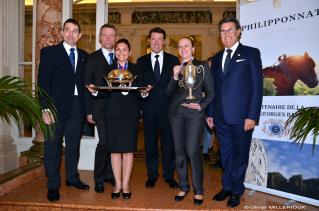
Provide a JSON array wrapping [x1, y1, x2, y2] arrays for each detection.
[[220, 28, 237, 35]]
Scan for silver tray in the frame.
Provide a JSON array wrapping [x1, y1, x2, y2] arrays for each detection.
[[94, 86, 147, 91]]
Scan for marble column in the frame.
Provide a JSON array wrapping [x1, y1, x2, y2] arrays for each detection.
[[22, 0, 64, 166], [0, 0, 20, 174]]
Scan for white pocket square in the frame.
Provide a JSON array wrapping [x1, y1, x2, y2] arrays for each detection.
[[236, 59, 246, 62]]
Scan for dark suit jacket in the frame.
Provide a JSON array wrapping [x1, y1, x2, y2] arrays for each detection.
[[136, 52, 179, 114], [84, 49, 113, 121], [207, 43, 263, 124], [38, 41, 88, 121], [96, 62, 141, 120], [166, 59, 214, 115]]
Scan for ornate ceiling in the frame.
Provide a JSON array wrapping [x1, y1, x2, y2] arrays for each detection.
[[25, 0, 236, 6]]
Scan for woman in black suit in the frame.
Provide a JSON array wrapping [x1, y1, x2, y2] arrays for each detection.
[[166, 37, 214, 205], [87, 39, 141, 200]]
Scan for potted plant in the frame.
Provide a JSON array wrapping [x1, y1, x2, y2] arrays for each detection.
[[0, 75, 56, 137], [286, 106, 319, 153]]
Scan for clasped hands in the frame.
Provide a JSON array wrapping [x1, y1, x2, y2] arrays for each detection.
[[42, 109, 55, 125]]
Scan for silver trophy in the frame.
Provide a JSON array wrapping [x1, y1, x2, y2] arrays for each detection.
[[178, 60, 205, 100]]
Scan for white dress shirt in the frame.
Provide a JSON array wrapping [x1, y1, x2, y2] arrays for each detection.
[[151, 50, 164, 74], [101, 47, 114, 64], [63, 42, 79, 96], [222, 41, 239, 70]]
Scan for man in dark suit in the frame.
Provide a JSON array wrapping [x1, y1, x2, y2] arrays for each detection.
[[84, 23, 116, 193], [38, 19, 89, 202], [206, 17, 263, 208], [137, 27, 179, 188]]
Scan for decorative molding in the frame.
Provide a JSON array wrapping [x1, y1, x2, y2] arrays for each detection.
[[223, 10, 236, 19], [132, 11, 212, 24], [71, 12, 121, 25]]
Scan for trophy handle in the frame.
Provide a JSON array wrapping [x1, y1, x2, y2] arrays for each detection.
[[194, 65, 205, 90], [178, 65, 185, 88]]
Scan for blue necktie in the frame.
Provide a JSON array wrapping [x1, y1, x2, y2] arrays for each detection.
[[69, 48, 75, 72], [154, 55, 160, 81], [109, 52, 114, 65], [223, 49, 232, 74]]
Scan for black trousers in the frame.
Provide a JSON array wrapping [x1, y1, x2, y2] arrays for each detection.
[[169, 106, 204, 195], [44, 97, 84, 190], [94, 119, 114, 184], [143, 106, 175, 180]]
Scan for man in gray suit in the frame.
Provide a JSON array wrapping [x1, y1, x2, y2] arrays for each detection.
[[84, 23, 117, 193]]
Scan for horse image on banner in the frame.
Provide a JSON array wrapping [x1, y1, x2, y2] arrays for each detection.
[[263, 53, 318, 96]]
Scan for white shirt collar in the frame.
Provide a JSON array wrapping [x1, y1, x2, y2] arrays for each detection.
[[101, 48, 115, 63], [224, 41, 239, 54], [63, 42, 77, 53], [101, 47, 114, 55], [151, 50, 164, 59]]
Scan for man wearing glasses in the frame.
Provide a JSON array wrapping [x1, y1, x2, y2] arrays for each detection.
[[206, 17, 263, 208], [38, 18, 89, 202]]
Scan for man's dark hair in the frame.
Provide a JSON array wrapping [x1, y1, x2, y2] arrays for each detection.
[[116, 38, 131, 51], [218, 17, 241, 32], [100, 23, 117, 34], [148, 27, 166, 40], [63, 18, 81, 33]]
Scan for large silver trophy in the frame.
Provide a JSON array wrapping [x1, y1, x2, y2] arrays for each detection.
[[178, 60, 205, 100]]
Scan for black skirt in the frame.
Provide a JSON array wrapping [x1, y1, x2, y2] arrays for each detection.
[[105, 117, 139, 153]]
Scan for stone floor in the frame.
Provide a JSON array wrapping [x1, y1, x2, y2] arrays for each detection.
[[0, 158, 317, 211]]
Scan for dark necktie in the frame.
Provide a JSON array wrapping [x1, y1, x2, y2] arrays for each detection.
[[223, 49, 232, 74], [109, 52, 114, 65], [69, 48, 75, 72], [154, 55, 160, 81]]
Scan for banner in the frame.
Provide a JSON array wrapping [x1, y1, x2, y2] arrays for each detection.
[[239, 0, 319, 206]]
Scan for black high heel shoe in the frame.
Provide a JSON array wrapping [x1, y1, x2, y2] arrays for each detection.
[[194, 198, 204, 205], [111, 189, 121, 199], [194, 197, 203, 205], [174, 191, 189, 201], [122, 191, 131, 199]]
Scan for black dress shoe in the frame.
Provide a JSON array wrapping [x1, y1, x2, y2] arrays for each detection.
[[105, 178, 115, 186], [111, 190, 121, 199], [122, 191, 131, 199], [174, 191, 188, 201], [165, 178, 179, 188], [47, 189, 60, 202], [212, 189, 232, 201], [227, 194, 240, 208], [194, 198, 203, 205], [145, 178, 157, 188], [94, 183, 104, 193], [66, 180, 90, 190]]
